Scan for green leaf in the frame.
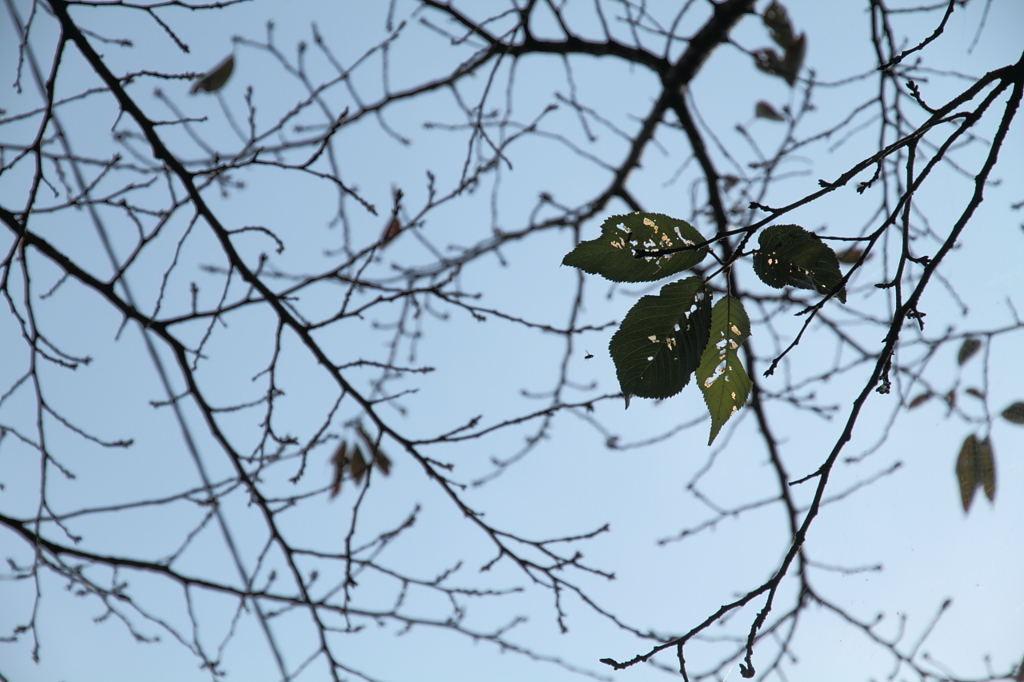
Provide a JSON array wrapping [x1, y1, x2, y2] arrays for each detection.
[[955, 434, 978, 512], [697, 296, 752, 445], [753, 224, 846, 303], [563, 212, 707, 283], [609, 277, 711, 407], [1001, 401, 1024, 424]]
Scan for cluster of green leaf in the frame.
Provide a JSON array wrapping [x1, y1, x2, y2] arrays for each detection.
[[563, 212, 846, 444]]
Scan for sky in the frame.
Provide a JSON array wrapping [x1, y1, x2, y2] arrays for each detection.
[[1, 1, 1023, 681]]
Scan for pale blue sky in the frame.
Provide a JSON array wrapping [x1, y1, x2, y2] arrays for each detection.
[[1, 1, 1022, 681]]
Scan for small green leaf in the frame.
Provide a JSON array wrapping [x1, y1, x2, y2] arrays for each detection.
[[1001, 401, 1024, 424], [563, 213, 707, 283], [697, 296, 752, 445], [753, 224, 846, 303], [955, 434, 979, 512], [609, 277, 712, 407], [957, 338, 982, 365]]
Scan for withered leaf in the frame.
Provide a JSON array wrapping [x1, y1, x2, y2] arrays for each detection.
[[955, 434, 979, 512], [1001, 401, 1024, 424], [976, 437, 995, 503], [330, 441, 348, 499], [349, 444, 367, 484], [374, 451, 392, 476], [837, 247, 865, 264], [908, 392, 932, 408], [957, 338, 981, 365], [755, 101, 786, 121]]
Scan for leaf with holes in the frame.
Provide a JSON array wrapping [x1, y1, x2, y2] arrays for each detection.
[[957, 338, 982, 365], [763, 1, 795, 48], [1002, 402, 1024, 424], [753, 224, 846, 303], [697, 296, 752, 445], [563, 212, 707, 283], [753, 33, 805, 86], [609, 277, 712, 408]]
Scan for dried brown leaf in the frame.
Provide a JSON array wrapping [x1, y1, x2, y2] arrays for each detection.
[[350, 444, 367, 484], [356, 423, 392, 475], [375, 451, 392, 476], [1001, 401, 1024, 424], [380, 217, 402, 247], [957, 338, 981, 365], [908, 392, 932, 408], [977, 437, 995, 503], [955, 434, 979, 512], [780, 33, 806, 86], [190, 54, 235, 94], [329, 441, 348, 499], [755, 101, 786, 121], [837, 247, 865, 264]]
